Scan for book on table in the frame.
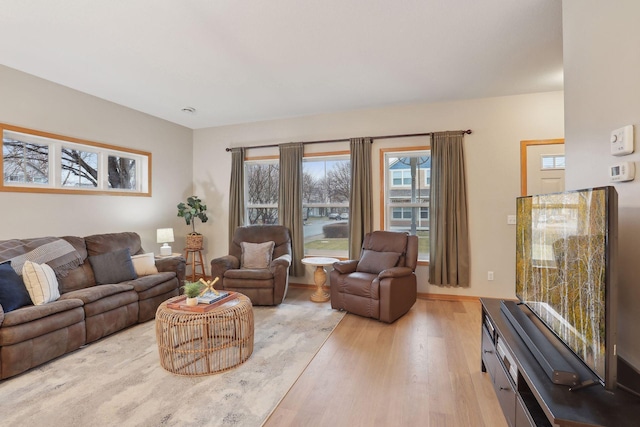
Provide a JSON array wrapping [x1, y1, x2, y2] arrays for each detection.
[[197, 291, 229, 304]]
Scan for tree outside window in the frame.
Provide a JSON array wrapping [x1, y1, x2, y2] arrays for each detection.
[[245, 160, 279, 225], [2, 126, 148, 194], [244, 155, 351, 257], [302, 156, 350, 257]]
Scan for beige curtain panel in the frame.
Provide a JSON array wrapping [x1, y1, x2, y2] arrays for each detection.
[[228, 147, 245, 251], [428, 131, 470, 287], [348, 137, 374, 259], [278, 142, 305, 276]]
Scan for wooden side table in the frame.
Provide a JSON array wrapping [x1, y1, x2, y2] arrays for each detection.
[[155, 293, 254, 376], [301, 257, 339, 303], [184, 248, 206, 281]]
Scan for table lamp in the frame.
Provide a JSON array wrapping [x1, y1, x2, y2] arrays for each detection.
[[157, 228, 174, 256]]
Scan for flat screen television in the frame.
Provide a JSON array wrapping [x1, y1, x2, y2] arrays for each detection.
[[515, 186, 618, 390]]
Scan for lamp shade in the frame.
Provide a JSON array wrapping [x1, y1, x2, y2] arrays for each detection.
[[156, 228, 174, 244]]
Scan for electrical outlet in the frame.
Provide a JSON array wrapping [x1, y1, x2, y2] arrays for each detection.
[[507, 215, 516, 225], [488, 271, 494, 281]]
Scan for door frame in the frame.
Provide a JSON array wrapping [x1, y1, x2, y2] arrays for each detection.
[[520, 138, 565, 196]]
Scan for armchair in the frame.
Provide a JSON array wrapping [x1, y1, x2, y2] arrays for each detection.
[[330, 230, 418, 323], [210, 225, 292, 305]]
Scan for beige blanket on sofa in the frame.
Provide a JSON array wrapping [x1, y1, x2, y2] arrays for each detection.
[[0, 237, 83, 277]]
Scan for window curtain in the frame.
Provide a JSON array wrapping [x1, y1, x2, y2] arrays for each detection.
[[348, 137, 373, 259], [278, 142, 304, 276], [228, 147, 245, 251], [428, 131, 470, 286]]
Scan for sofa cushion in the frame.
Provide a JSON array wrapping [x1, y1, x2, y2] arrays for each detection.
[[59, 283, 135, 305], [131, 252, 159, 276], [131, 276, 178, 302], [0, 304, 85, 347], [88, 248, 137, 285], [241, 241, 275, 269], [225, 268, 273, 280], [123, 271, 176, 295], [1, 298, 84, 328], [356, 250, 401, 275], [0, 261, 32, 312], [84, 232, 143, 257], [22, 261, 61, 305]]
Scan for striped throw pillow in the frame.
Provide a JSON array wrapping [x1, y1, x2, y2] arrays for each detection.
[[22, 261, 60, 305]]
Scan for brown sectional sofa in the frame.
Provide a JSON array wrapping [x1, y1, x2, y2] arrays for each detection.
[[0, 232, 185, 380]]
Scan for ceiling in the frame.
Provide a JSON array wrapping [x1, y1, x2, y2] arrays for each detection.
[[0, 1, 563, 130]]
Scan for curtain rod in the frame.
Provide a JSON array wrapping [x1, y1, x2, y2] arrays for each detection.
[[224, 129, 472, 152]]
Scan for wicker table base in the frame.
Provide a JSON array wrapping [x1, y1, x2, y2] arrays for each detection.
[[155, 293, 254, 376]]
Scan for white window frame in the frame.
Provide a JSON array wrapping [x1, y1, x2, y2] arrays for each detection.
[[1, 124, 150, 196]]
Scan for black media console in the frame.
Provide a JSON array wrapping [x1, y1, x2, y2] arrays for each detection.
[[480, 298, 640, 427]]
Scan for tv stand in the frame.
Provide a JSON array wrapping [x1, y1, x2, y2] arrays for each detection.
[[481, 298, 640, 427]]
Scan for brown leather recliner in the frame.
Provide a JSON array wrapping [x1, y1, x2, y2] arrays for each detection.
[[330, 231, 418, 323], [210, 225, 292, 305]]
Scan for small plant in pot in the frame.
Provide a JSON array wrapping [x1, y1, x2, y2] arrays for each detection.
[[182, 281, 203, 306], [177, 195, 208, 250]]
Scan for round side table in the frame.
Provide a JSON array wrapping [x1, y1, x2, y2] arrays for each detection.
[[301, 257, 339, 303], [155, 293, 254, 376]]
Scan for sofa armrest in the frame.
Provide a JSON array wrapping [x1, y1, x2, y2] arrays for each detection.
[[210, 255, 240, 281], [155, 256, 186, 284], [332, 260, 358, 274], [378, 266, 413, 279]]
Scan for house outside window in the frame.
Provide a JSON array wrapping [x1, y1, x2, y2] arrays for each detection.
[[383, 149, 430, 262]]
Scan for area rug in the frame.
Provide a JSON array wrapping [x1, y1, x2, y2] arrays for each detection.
[[0, 302, 345, 427]]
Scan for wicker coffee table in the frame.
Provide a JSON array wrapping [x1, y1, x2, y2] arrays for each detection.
[[155, 293, 254, 376]]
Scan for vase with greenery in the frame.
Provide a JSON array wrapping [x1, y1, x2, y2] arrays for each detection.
[[182, 281, 203, 306], [177, 196, 208, 249]]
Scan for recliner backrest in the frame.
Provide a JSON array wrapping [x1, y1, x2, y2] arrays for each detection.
[[360, 231, 418, 271], [230, 225, 292, 261]]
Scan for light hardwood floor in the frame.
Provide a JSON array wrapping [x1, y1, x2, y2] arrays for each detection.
[[264, 287, 508, 427]]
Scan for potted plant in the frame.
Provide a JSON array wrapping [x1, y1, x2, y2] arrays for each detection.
[[177, 195, 208, 250], [182, 281, 203, 306]]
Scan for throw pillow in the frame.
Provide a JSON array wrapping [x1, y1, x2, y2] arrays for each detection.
[[88, 248, 137, 285], [356, 250, 401, 274], [131, 252, 159, 276], [0, 261, 32, 312], [241, 241, 275, 269], [22, 261, 60, 305]]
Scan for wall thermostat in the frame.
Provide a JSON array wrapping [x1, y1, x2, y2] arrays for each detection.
[[611, 125, 634, 156], [610, 161, 635, 182]]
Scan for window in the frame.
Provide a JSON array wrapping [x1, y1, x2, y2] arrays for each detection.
[[302, 155, 350, 258], [1, 124, 150, 195], [392, 170, 412, 186], [243, 153, 351, 258], [382, 149, 430, 262], [541, 154, 565, 170], [245, 159, 279, 225]]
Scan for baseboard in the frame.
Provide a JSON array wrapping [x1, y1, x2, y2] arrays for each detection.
[[289, 285, 481, 301], [417, 292, 480, 302], [289, 282, 317, 290]]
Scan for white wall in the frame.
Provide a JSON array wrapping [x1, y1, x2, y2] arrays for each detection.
[[193, 91, 564, 299], [563, 1, 640, 371], [0, 65, 194, 251]]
